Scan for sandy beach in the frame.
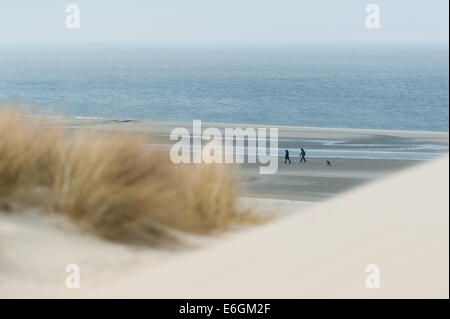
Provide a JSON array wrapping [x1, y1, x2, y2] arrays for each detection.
[[48, 117, 449, 201], [0, 117, 448, 298]]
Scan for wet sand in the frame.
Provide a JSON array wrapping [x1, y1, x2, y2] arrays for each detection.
[[47, 117, 449, 201], [239, 158, 418, 201]]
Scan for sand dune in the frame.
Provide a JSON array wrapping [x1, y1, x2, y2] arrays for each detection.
[[96, 155, 449, 298], [0, 155, 448, 298]]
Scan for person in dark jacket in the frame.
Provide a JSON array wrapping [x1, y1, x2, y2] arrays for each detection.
[[300, 148, 306, 163], [284, 149, 291, 164]]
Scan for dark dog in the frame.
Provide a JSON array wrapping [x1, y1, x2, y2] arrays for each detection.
[[326, 160, 331, 166]]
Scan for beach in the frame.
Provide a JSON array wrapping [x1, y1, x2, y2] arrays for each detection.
[[0, 117, 448, 298], [46, 117, 449, 201]]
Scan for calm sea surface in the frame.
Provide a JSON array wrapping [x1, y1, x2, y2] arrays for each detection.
[[0, 45, 448, 132]]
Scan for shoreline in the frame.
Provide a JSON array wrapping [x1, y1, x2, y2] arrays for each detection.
[[37, 114, 450, 136], [16, 112, 449, 135]]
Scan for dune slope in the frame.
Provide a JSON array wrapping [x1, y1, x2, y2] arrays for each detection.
[[97, 155, 449, 298]]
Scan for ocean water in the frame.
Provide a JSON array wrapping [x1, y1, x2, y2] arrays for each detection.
[[0, 45, 448, 132]]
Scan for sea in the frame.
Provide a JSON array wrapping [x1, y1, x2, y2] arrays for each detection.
[[0, 44, 448, 132]]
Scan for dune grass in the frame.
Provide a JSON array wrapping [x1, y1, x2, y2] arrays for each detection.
[[0, 110, 255, 245], [0, 110, 60, 197]]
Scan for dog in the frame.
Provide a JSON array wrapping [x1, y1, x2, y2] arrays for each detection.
[[325, 160, 331, 167]]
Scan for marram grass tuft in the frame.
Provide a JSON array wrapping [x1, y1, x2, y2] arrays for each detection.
[[0, 109, 257, 245]]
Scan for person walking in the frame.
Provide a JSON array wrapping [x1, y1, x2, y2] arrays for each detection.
[[300, 148, 306, 163], [284, 149, 291, 164]]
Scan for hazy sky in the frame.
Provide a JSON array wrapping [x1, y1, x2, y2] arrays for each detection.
[[0, 0, 448, 45]]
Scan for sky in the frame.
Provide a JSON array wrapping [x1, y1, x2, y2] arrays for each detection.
[[0, 0, 448, 45]]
